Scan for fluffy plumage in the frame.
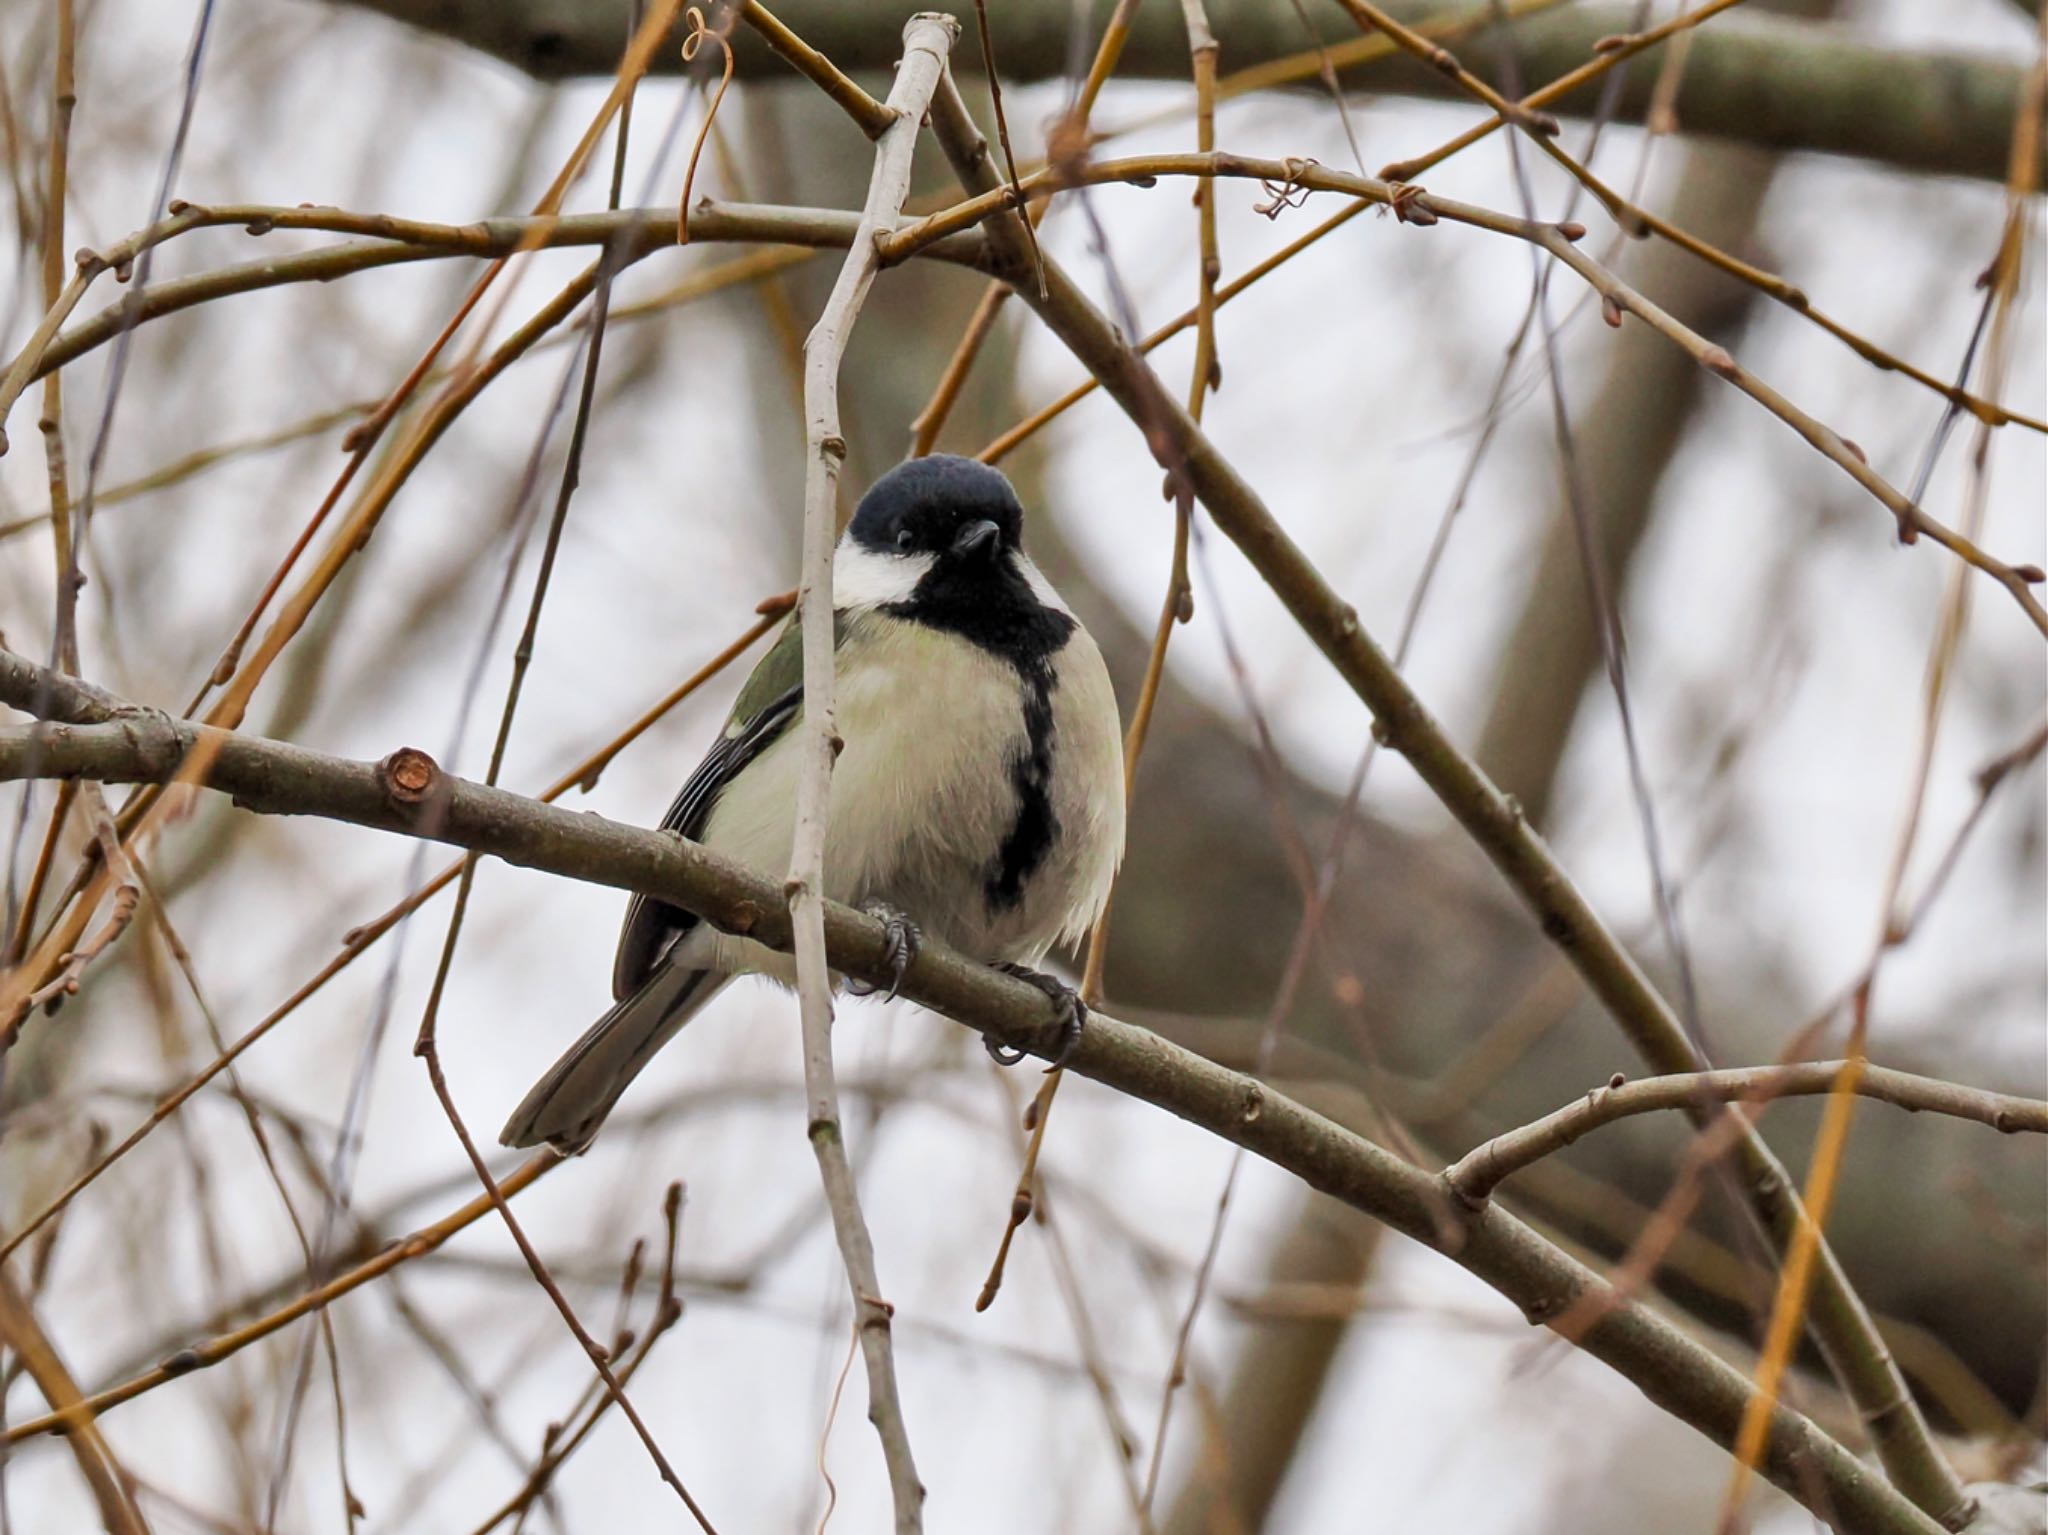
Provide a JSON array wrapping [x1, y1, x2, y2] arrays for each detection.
[[501, 456, 1125, 1151]]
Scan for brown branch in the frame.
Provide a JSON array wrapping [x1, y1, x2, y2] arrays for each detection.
[[912, 102, 1971, 1526], [1354, 0, 2035, 440], [739, 0, 897, 138], [1446, 1064, 2048, 1206], [0, 666, 1949, 1535], [2, 1153, 559, 1443], [20, 202, 990, 397], [0, 1269, 151, 1535], [878, 152, 2048, 635]]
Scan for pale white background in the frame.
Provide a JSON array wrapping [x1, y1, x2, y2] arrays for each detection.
[[0, 0, 2042, 1530]]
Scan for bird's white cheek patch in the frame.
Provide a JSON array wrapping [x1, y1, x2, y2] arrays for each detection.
[[833, 541, 933, 609]]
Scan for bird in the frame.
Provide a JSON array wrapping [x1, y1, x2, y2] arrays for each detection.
[[500, 454, 1126, 1153]]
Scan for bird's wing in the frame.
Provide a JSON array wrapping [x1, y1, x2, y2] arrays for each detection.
[[611, 613, 823, 998]]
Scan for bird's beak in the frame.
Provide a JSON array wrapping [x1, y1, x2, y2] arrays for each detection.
[[952, 519, 1002, 561]]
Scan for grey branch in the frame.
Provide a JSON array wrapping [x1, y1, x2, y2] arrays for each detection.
[[0, 656, 1951, 1535], [786, 14, 958, 1533], [328, 0, 2039, 184], [1445, 1065, 2048, 1206]]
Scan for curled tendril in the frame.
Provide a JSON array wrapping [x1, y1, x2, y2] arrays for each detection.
[[1252, 157, 1318, 220], [676, 6, 734, 247], [1383, 181, 1438, 227]]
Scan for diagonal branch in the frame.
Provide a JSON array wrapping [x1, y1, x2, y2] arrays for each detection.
[[0, 1268, 152, 1535], [0, 659, 1951, 1535], [914, 94, 1973, 1528]]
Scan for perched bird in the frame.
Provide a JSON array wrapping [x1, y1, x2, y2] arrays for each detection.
[[501, 455, 1126, 1152]]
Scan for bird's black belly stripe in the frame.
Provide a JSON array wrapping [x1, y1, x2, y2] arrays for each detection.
[[986, 662, 1060, 913], [881, 555, 1078, 916]]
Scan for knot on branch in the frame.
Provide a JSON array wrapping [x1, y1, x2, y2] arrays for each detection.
[[1384, 181, 1437, 227], [378, 746, 444, 809]]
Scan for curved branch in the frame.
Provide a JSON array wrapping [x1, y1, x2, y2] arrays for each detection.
[[1447, 1066, 2048, 1206], [0, 653, 1947, 1535], [20, 203, 991, 396]]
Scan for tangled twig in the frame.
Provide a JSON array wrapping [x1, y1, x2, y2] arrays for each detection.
[[676, 6, 736, 246]]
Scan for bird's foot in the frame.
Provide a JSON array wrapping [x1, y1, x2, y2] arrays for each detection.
[[987, 963, 1086, 1070], [846, 903, 921, 1001]]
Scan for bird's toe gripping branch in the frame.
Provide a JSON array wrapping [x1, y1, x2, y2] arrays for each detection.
[[988, 963, 1087, 1071], [846, 902, 922, 1002]]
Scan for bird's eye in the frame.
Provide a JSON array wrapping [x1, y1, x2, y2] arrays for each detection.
[[895, 528, 914, 550]]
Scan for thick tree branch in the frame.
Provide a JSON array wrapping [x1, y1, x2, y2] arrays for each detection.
[[325, 0, 2040, 184], [920, 87, 1974, 1526], [0, 654, 1950, 1535]]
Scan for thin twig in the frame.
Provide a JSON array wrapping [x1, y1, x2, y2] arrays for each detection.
[[976, 201, 1371, 463], [902, 0, 1151, 461], [0, 1270, 150, 1535], [739, 0, 898, 139], [971, 0, 1045, 299], [2, 1154, 561, 1442], [1445, 1063, 2048, 1206], [785, 16, 957, 1533], [877, 151, 2048, 634], [1368, 0, 2037, 436], [27, 204, 986, 388]]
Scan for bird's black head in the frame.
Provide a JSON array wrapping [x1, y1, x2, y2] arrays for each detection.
[[848, 455, 1025, 568], [839, 455, 1073, 669]]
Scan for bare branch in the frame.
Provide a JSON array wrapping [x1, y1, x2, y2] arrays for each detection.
[[17, 203, 990, 402], [0, 1269, 152, 1535], [330, 0, 2040, 184], [0, 656, 1968, 1535], [1446, 1065, 2048, 1207], [785, 15, 957, 1532], [914, 98, 1970, 1524]]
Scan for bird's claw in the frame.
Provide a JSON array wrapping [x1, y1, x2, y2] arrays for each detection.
[[988, 963, 1087, 1071], [847, 903, 921, 1001]]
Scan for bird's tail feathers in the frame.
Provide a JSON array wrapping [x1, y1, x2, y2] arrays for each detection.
[[499, 964, 729, 1153]]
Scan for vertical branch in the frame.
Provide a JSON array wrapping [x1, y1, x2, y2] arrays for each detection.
[[1134, 10, 1220, 1498], [39, 0, 76, 675], [1181, 1, 1220, 426], [905, 0, 1140, 455], [787, 15, 957, 1534], [1721, 32, 2044, 1529], [4, 0, 78, 961]]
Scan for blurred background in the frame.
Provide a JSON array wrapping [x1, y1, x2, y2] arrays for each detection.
[[0, 0, 2042, 1530]]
